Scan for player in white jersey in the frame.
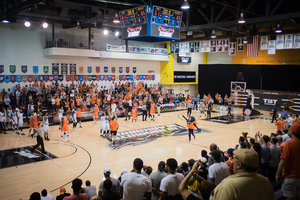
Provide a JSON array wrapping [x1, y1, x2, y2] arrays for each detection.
[[0, 108, 7, 134], [16, 110, 24, 135], [100, 113, 107, 137], [72, 108, 77, 132], [6, 106, 12, 130], [57, 107, 64, 130], [105, 110, 111, 138], [11, 108, 18, 131], [43, 113, 50, 140]]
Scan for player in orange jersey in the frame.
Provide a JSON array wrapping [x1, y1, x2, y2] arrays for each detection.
[[60, 113, 70, 141], [150, 102, 155, 121], [131, 107, 137, 125], [92, 104, 99, 124]]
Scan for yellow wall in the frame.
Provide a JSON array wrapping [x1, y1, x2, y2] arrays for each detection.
[[232, 36, 300, 65]]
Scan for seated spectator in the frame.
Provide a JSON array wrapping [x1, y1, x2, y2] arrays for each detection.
[[201, 150, 209, 161], [149, 161, 167, 200], [99, 168, 120, 195], [120, 158, 152, 200], [64, 178, 88, 200], [84, 180, 97, 200], [100, 179, 121, 200], [56, 187, 70, 200], [41, 189, 54, 200], [160, 158, 184, 200], [210, 149, 276, 200], [180, 162, 189, 175], [208, 150, 229, 186], [30, 192, 41, 200], [198, 157, 208, 180], [118, 168, 128, 183]]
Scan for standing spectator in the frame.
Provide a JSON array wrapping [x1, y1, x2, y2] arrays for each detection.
[[149, 161, 167, 200], [41, 189, 54, 200], [160, 158, 184, 200], [281, 109, 288, 119], [110, 102, 117, 120], [208, 150, 229, 186], [184, 159, 195, 177], [208, 144, 225, 166], [276, 123, 300, 200], [84, 180, 97, 200], [120, 158, 152, 200], [275, 118, 283, 131], [288, 114, 294, 128], [260, 135, 271, 177], [3, 94, 10, 108], [99, 168, 120, 195], [100, 179, 121, 200], [268, 137, 281, 182], [16, 89, 21, 106], [64, 179, 88, 200], [56, 187, 70, 200]]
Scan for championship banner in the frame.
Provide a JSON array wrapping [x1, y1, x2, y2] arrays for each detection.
[[70, 75, 75, 82], [22, 75, 27, 82], [16, 75, 22, 83], [52, 63, 59, 75], [43, 66, 49, 74], [111, 67, 115, 73], [66, 75, 71, 82], [27, 75, 33, 82], [38, 75, 44, 82], [152, 75, 155, 80], [10, 75, 16, 83], [229, 42, 236, 56], [123, 75, 127, 81], [44, 75, 49, 82], [126, 75, 130, 80], [119, 75, 123, 81], [84, 75, 88, 82], [133, 75, 136, 80], [100, 75, 104, 81], [58, 75, 64, 82], [146, 75, 149, 80], [136, 75, 140, 80], [79, 75, 84, 82], [92, 75, 96, 81], [119, 67, 123, 73], [96, 75, 100, 81], [104, 67, 108, 73], [10, 65, 16, 74], [79, 66, 84, 74], [53, 75, 59, 82], [126, 67, 130, 73], [4, 75, 10, 83], [0, 75, 3, 83], [129, 75, 133, 81], [88, 75, 92, 82], [33, 75, 38, 82], [33, 66, 38, 74], [61, 63, 68, 75], [49, 75, 54, 82], [70, 64, 76, 74], [22, 65, 27, 73], [104, 75, 108, 81], [112, 75, 115, 81], [96, 66, 100, 73], [108, 75, 112, 81], [87, 66, 92, 73], [252, 90, 300, 113], [0, 65, 4, 73], [115, 75, 119, 81], [75, 75, 79, 81], [133, 67, 137, 74], [139, 75, 143, 80], [149, 75, 152, 81]]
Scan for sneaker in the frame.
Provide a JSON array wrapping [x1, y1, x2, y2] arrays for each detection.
[[113, 141, 115, 145], [80, 126, 82, 128], [59, 127, 61, 130], [64, 135, 68, 139], [4, 132, 7, 134], [47, 138, 50, 141], [16, 132, 20, 135], [12, 129, 15, 132], [67, 137, 70, 142], [59, 138, 63, 141], [21, 132, 25, 135], [31, 134, 34, 138], [28, 134, 31, 137], [73, 128, 77, 132]]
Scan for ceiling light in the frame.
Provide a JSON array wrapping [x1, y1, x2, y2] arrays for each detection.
[[103, 30, 108, 35], [211, 30, 216, 38], [238, 12, 245, 24], [113, 13, 120, 23], [2, 20, 9, 23], [243, 38, 247, 43], [115, 31, 119, 37], [181, 0, 190, 9], [24, 21, 31, 27], [275, 23, 282, 33], [42, 22, 48, 28]]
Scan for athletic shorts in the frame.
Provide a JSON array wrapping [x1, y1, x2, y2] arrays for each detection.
[[19, 123, 23, 127], [282, 178, 300, 199], [111, 131, 117, 135], [56, 105, 60, 109], [0, 122, 5, 128], [77, 117, 81, 121]]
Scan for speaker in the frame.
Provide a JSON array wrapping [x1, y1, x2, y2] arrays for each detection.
[[237, 72, 244, 81]]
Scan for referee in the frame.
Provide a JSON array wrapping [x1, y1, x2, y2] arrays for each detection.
[[141, 103, 147, 121], [31, 123, 46, 154], [187, 101, 193, 117]]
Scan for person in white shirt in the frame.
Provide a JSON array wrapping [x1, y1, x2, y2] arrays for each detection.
[[43, 113, 50, 140], [268, 137, 281, 182], [159, 158, 184, 200], [111, 102, 117, 120], [16, 90, 21, 106], [11, 108, 18, 131], [16, 110, 24, 135], [282, 129, 292, 143], [0, 108, 7, 134], [120, 158, 152, 200], [208, 150, 229, 186], [288, 114, 294, 128], [41, 189, 54, 200]]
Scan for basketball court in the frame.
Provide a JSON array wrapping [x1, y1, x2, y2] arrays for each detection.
[[0, 106, 275, 200]]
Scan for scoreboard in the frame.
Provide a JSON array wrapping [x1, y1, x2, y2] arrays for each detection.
[[119, 5, 183, 41]]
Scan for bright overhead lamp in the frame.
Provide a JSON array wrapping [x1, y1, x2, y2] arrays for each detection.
[[2, 20, 9, 23], [103, 30, 108, 35], [238, 12, 245, 24], [243, 38, 247, 43], [115, 31, 119, 37], [24, 21, 31, 27], [42, 22, 48, 28], [113, 13, 120, 23], [181, 0, 190, 9], [275, 23, 282, 33], [211, 30, 216, 38]]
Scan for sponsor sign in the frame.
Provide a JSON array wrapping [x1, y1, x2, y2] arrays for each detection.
[[106, 44, 126, 52]]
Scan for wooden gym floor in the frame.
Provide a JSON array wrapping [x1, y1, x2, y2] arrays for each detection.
[[0, 107, 275, 200]]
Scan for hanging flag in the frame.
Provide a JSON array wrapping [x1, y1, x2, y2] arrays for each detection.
[[111, 67, 115, 73], [119, 67, 123, 73], [119, 75, 123, 81], [136, 75, 140, 80], [11, 75, 16, 83], [38, 75, 44, 82], [79, 75, 84, 81], [58, 75, 64, 81], [0, 65, 4, 73], [87, 66, 92, 73], [66, 75, 71, 82], [123, 75, 127, 81], [75, 75, 79, 81], [84, 75, 88, 81], [16, 75, 22, 82], [108, 75, 112, 81], [112, 75, 115, 81], [88, 75, 92, 82], [126, 67, 130, 73], [96, 75, 100, 81], [247, 35, 259, 57], [133, 67, 137, 73], [52, 63, 59, 75], [0, 75, 4, 83], [100, 75, 104, 81], [129, 75, 133, 81], [27, 75, 33, 82], [70, 75, 75, 82], [96, 66, 100, 73], [44, 75, 49, 82], [152, 75, 155, 81], [43, 66, 49, 74], [115, 75, 119, 81], [104, 75, 108, 81], [61, 63, 68, 74], [49, 75, 54, 82], [53, 75, 59, 81], [10, 65, 16, 74], [33, 66, 39, 74], [79, 66, 84, 74], [104, 67, 108, 73], [92, 75, 96, 81], [33, 75, 38, 82], [70, 64, 76, 74], [4, 75, 10, 83]]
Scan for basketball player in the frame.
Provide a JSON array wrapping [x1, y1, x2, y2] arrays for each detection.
[[187, 101, 193, 117], [43, 113, 50, 140], [60, 113, 70, 141], [92, 104, 99, 124], [105, 110, 111, 137], [6, 106, 13, 130], [206, 101, 212, 118], [16, 109, 24, 135], [57, 106, 64, 130], [31, 123, 45, 154], [76, 107, 82, 128], [72, 108, 78, 132], [131, 107, 137, 125], [227, 103, 232, 117], [11, 108, 18, 131], [0, 108, 7, 134], [182, 115, 201, 142], [28, 112, 38, 137], [100, 113, 108, 137], [150, 102, 155, 121], [110, 117, 119, 144]]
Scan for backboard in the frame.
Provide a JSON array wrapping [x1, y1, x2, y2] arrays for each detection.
[[231, 81, 246, 93]]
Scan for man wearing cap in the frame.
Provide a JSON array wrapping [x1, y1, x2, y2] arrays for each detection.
[[276, 123, 300, 200], [149, 161, 167, 200], [56, 187, 70, 200], [64, 178, 88, 200], [99, 168, 120, 195], [210, 149, 276, 200], [208, 150, 229, 186], [225, 148, 235, 176]]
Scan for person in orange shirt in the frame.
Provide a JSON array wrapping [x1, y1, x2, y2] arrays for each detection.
[[56, 97, 61, 111], [28, 112, 37, 137], [64, 100, 70, 111], [40, 81, 45, 89], [110, 117, 119, 144], [34, 81, 39, 88], [76, 107, 82, 128], [60, 113, 70, 141], [92, 104, 99, 124], [275, 118, 283, 131], [76, 98, 81, 108], [215, 93, 219, 102], [150, 102, 155, 121], [182, 115, 201, 142], [131, 107, 137, 125], [225, 148, 235, 175]]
